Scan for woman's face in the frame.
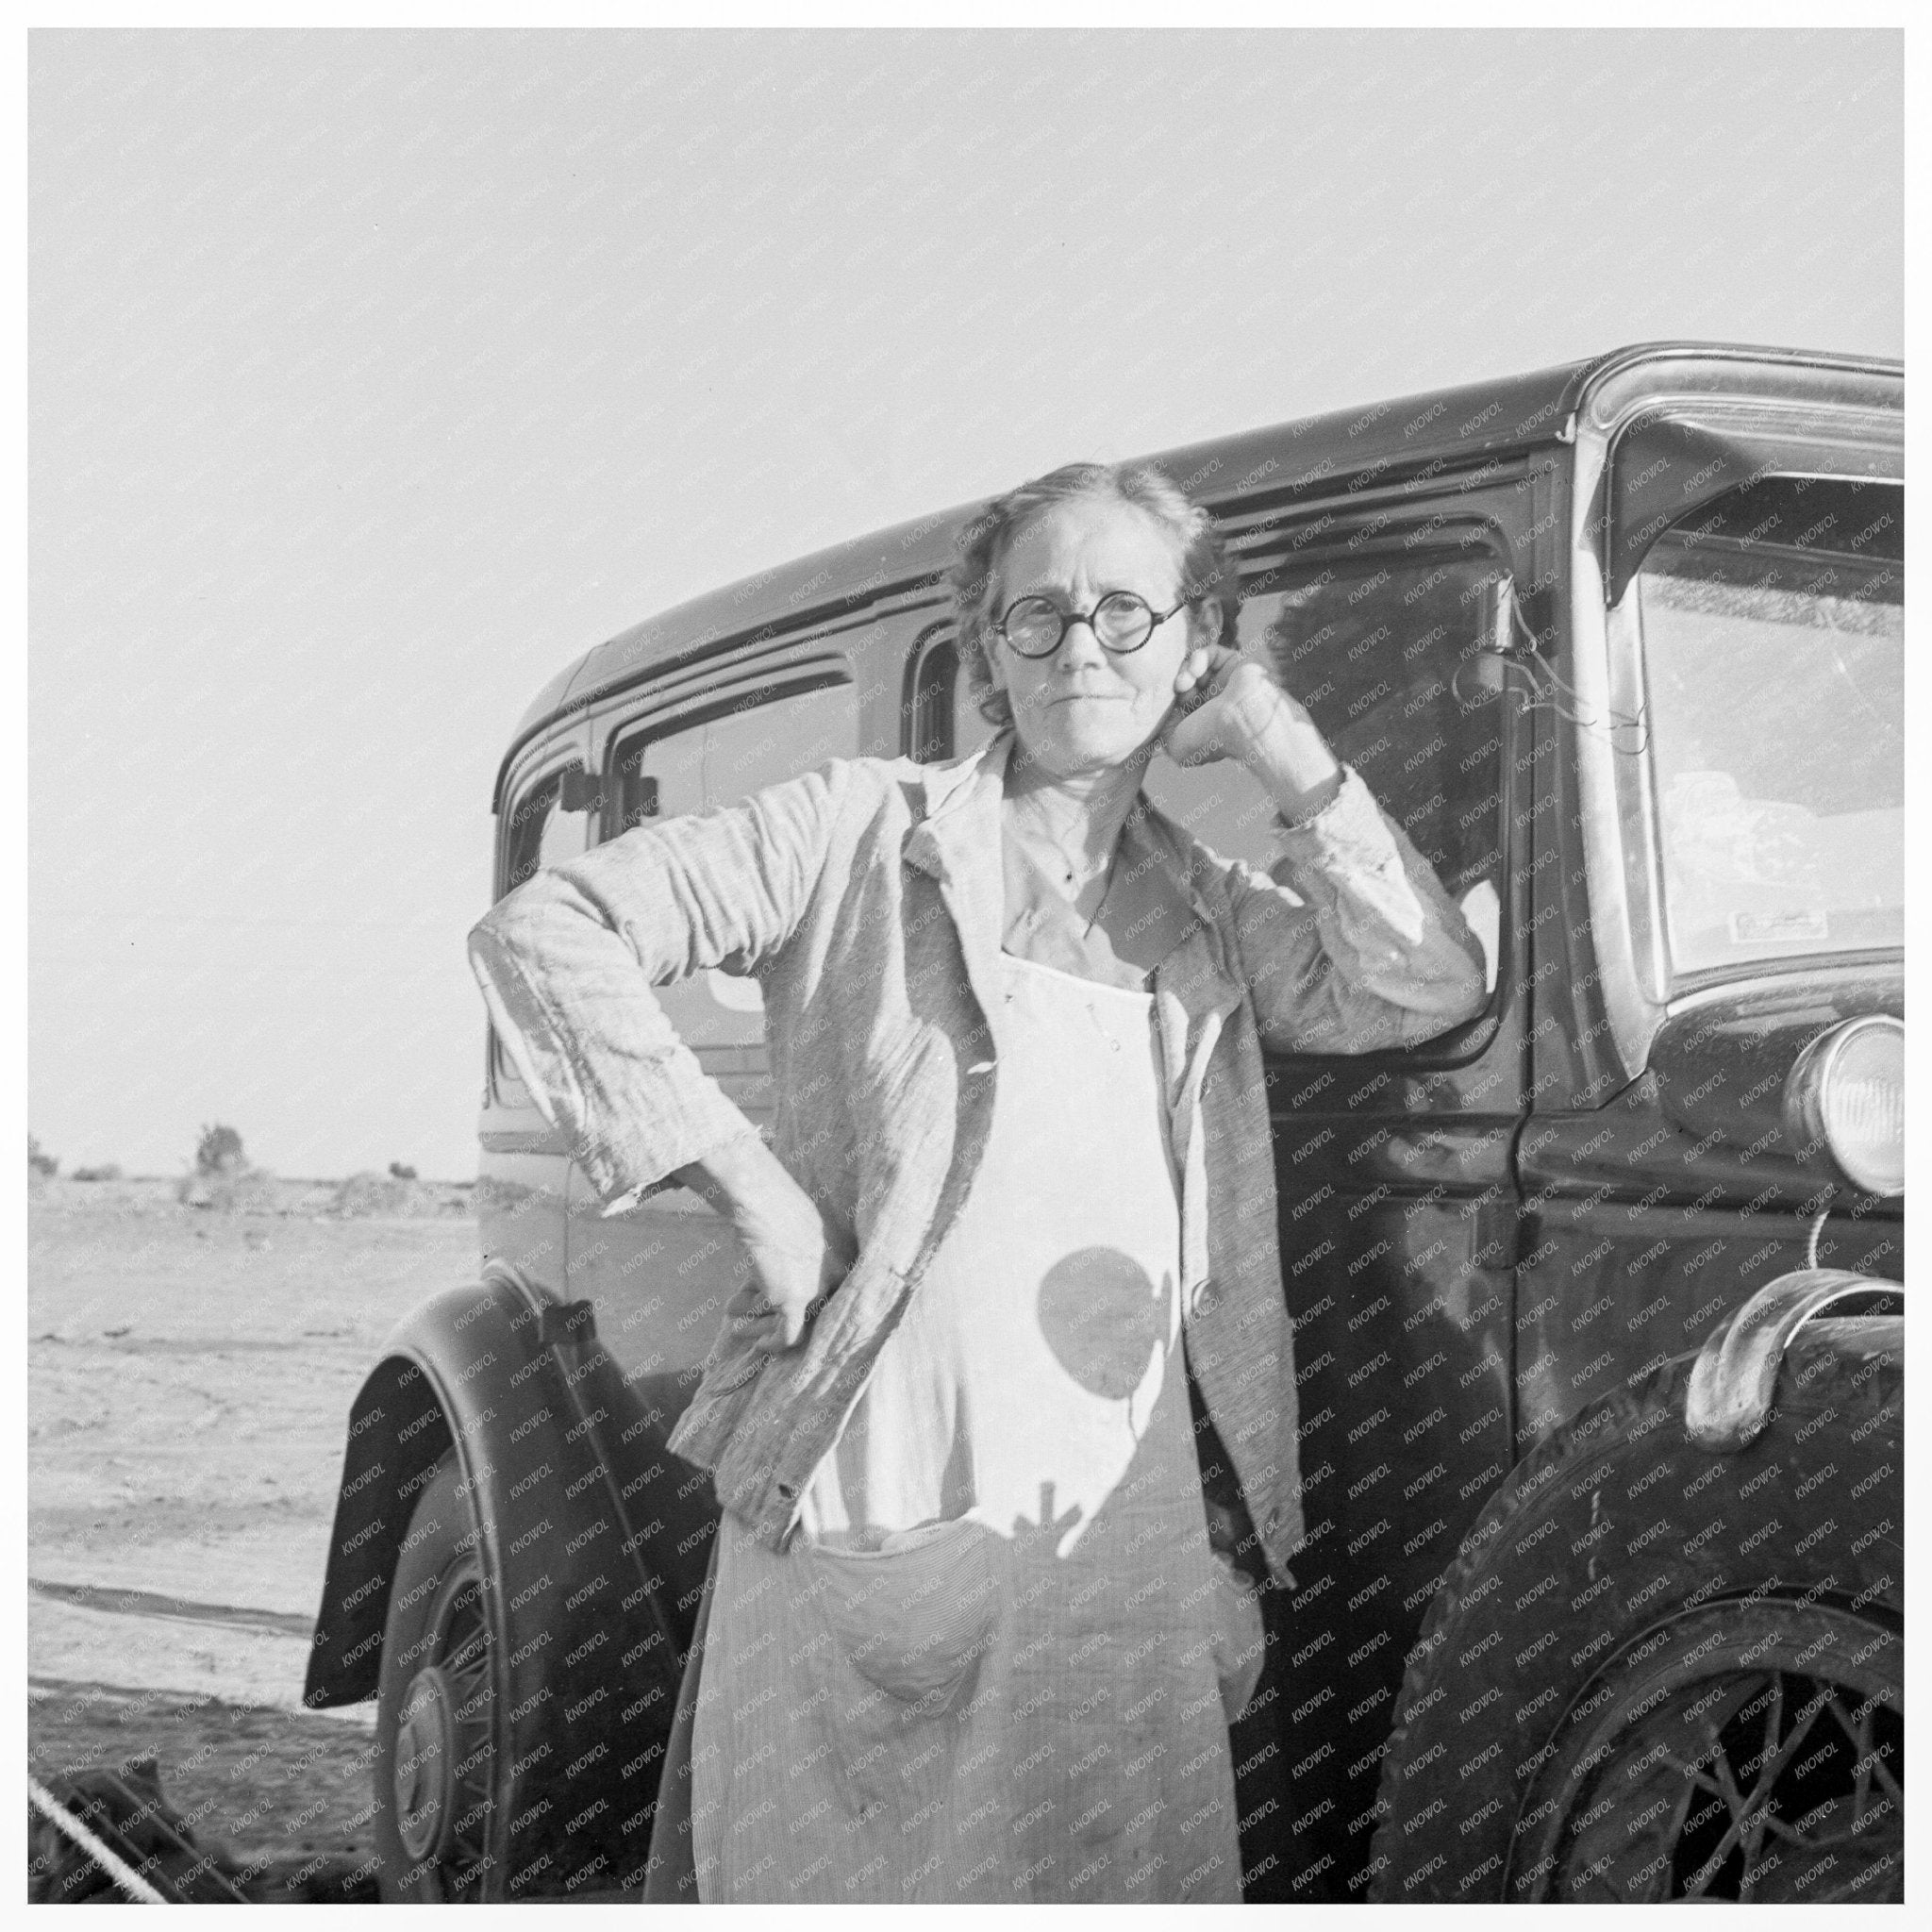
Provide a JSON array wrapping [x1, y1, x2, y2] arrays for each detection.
[[986, 496, 1198, 781]]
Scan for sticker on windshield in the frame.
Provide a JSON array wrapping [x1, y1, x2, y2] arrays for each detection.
[[1729, 909, 1829, 946]]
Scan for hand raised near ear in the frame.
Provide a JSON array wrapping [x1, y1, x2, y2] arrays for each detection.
[[1160, 643, 1305, 769]]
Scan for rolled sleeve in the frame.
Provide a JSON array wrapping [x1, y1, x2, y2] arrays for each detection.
[[1218, 767, 1488, 1055], [467, 760, 845, 1206]]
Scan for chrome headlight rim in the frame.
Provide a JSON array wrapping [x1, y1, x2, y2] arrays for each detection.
[[1784, 1013, 1906, 1199]]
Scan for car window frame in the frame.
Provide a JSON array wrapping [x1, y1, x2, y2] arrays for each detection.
[[902, 622, 963, 763], [1219, 528, 1524, 1074], [598, 661, 858, 844], [490, 734, 596, 1106]]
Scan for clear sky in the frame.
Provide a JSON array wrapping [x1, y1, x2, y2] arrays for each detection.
[[29, 27, 1902, 1182]]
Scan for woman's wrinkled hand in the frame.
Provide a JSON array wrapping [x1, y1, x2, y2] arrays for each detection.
[[1159, 641, 1302, 768], [677, 1134, 858, 1355], [1160, 641, 1343, 818], [728, 1170, 858, 1356]]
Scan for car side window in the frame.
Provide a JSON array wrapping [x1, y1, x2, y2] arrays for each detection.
[[911, 627, 998, 766], [1257, 548, 1507, 998], [697, 677, 857, 806], [1144, 548, 1508, 1001], [501, 765, 591, 898], [604, 676, 860, 1057]]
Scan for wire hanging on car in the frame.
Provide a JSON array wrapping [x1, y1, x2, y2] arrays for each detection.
[[1451, 585, 1648, 756]]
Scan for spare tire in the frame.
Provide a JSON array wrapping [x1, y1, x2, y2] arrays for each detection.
[[1369, 1319, 1901, 1904]]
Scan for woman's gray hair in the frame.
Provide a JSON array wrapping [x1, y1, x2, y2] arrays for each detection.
[[947, 462, 1242, 731]]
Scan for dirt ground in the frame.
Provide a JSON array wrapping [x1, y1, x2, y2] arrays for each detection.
[[27, 1176, 482, 1887]]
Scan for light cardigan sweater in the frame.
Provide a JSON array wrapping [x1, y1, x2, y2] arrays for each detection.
[[467, 727, 1487, 1589]]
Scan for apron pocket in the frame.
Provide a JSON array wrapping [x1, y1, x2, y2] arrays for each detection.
[[799, 1515, 1000, 1712]]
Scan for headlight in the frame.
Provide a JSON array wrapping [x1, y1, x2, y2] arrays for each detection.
[[1784, 1014, 1905, 1197]]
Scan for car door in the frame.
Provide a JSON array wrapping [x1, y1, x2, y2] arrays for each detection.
[[1201, 503, 1533, 1897]]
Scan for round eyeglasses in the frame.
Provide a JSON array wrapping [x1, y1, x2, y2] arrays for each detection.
[[994, 590, 1188, 659]]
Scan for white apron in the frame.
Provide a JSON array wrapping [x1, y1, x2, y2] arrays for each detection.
[[688, 948, 1259, 1903]]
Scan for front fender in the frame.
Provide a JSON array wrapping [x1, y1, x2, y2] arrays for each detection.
[[1684, 1265, 1905, 1451], [305, 1261, 702, 1894]]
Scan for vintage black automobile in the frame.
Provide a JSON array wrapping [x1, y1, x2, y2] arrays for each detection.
[[306, 341, 1903, 1904]]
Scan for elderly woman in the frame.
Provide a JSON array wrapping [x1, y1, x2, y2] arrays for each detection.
[[467, 462, 1486, 1904]]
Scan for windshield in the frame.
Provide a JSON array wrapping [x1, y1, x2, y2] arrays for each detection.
[[1633, 476, 1903, 980]]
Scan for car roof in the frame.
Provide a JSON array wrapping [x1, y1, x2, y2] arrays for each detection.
[[495, 340, 1900, 804]]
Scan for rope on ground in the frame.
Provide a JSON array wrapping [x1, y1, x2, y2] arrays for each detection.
[[27, 1774, 171, 1905]]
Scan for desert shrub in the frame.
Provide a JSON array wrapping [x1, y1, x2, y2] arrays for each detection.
[[179, 1124, 275, 1210], [332, 1170, 423, 1217], [178, 1166, 278, 1212], [194, 1124, 246, 1175], [72, 1163, 124, 1183], [28, 1135, 58, 1179], [388, 1160, 418, 1181], [331, 1172, 471, 1217]]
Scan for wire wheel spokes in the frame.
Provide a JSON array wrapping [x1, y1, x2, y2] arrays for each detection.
[[441, 1580, 493, 1721], [1830, 1687, 1904, 1818], [423, 1568, 498, 1898], [1513, 1603, 1902, 1904], [1676, 1670, 1844, 1899]]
